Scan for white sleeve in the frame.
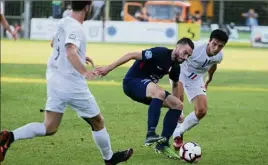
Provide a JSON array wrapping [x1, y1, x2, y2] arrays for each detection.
[[0, 2, 4, 15], [65, 29, 82, 48]]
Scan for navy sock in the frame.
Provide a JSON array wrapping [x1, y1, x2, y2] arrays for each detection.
[[146, 98, 163, 137], [161, 109, 182, 144]]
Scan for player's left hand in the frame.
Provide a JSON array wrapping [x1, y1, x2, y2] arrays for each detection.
[[85, 56, 95, 68], [95, 66, 110, 77]]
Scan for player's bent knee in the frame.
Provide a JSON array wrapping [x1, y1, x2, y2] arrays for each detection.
[[195, 107, 207, 118], [151, 89, 166, 100], [175, 101, 183, 110], [178, 115, 184, 123], [170, 97, 184, 110], [163, 95, 183, 110]]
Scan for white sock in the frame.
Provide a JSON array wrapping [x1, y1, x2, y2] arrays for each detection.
[[173, 123, 182, 139], [92, 128, 113, 160], [172, 111, 184, 138], [173, 112, 199, 139], [13, 122, 46, 141]]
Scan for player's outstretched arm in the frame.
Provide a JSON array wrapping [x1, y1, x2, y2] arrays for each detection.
[[205, 64, 217, 89], [66, 43, 96, 80], [96, 51, 142, 76], [107, 51, 142, 71], [0, 10, 17, 40]]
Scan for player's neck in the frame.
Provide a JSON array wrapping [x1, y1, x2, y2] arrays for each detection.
[[71, 12, 85, 24]]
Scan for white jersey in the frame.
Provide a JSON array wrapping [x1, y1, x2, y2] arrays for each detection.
[[180, 42, 223, 80], [0, 1, 4, 15], [46, 16, 88, 93]]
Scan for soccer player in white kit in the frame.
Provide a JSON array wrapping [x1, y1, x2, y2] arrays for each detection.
[[0, 1, 133, 164], [171, 29, 229, 150], [0, 1, 17, 39]]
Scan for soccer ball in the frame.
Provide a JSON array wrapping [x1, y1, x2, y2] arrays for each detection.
[[179, 142, 202, 163]]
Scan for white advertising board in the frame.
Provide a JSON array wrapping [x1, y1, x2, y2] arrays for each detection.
[[30, 19, 178, 44], [104, 21, 177, 44], [83, 21, 103, 42], [30, 18, 103, 42], [30, 18, 58, 40], [251, 26, 268, 48]]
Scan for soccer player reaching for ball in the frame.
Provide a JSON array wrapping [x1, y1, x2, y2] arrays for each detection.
[[0, 2, 133, 164], [172, 29, 229, 150], [96, 38, 194, 159]]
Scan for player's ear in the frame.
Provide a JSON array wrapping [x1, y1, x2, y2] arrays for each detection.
[[84, 5, 89, 13], [87, 4, 92, 13]]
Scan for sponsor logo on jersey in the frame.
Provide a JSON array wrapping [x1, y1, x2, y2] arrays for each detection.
[[157, 66, 163, 70], [145, 50, 152, 59], [68, 33, 76, 39]]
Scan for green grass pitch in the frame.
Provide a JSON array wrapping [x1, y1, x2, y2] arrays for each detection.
[[1, 40, 268, 165]]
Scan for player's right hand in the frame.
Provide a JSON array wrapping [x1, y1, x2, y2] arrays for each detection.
[[11, 27, 20, 40], [84, 71, 98, 80], [11, 31, 17, 40]]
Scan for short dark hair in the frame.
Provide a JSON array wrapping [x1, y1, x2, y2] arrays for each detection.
[[210, 29, 229, 43], [71, 1, 92, 11], [176, 37, 194, 50]]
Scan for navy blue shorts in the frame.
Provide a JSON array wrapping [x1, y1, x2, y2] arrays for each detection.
[[123, 78, 152, 105]]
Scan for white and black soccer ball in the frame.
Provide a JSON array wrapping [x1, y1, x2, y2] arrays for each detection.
[[179, 142, 202, 163]]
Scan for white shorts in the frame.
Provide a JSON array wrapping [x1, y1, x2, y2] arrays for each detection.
[[45, 87, 100, 118], [179, 72, 207, 102]]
